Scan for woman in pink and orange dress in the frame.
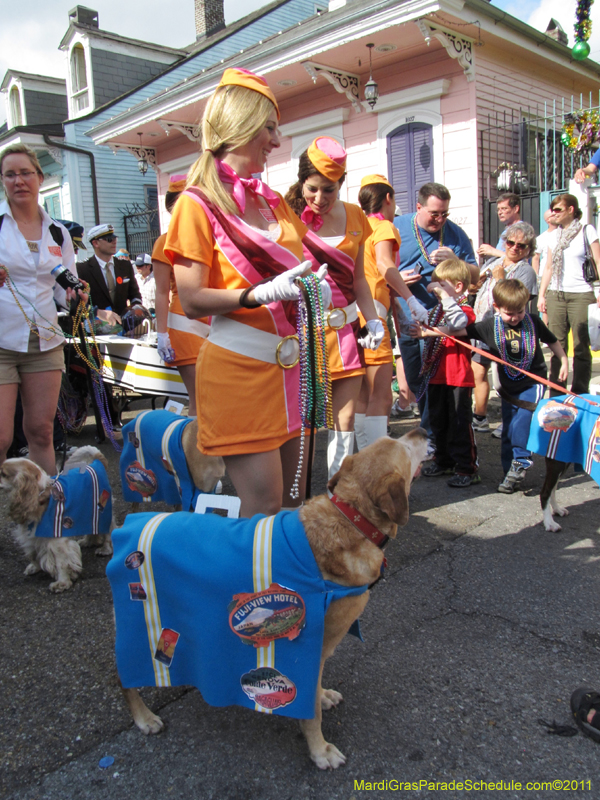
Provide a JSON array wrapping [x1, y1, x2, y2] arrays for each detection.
[[286, 138, 384, 478]]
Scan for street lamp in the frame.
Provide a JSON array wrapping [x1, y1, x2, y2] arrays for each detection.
[[364, 43, 379, 110], [137, 132, 148, 175]]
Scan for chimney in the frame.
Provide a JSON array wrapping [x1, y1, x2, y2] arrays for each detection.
[[545, 18, 568, 46], [68, 6, 99, 28], [195, 0, 225, 40]]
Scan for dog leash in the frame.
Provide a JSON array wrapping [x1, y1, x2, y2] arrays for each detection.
[[421, 325, 600, 408]]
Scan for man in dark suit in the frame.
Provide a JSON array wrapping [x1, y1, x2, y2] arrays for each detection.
[[77, 224, 144, 321]]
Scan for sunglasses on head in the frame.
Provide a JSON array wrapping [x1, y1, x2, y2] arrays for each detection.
[[506, 239, 527, 250]]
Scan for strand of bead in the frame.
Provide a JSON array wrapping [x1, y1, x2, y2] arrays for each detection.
[[3, 266, 64, 340], [493, 312, 535, 379], [412, 213, 444, 266]]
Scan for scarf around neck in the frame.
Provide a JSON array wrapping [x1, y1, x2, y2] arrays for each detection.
[[216, 160, 280, 215], [551, 218, 582, 289]]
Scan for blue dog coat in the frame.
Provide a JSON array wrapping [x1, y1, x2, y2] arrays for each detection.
[[527, 393, 600, 484], [35, 459, 112, 538], [120, 410, 197, 510], [107, 509, 368, 719]]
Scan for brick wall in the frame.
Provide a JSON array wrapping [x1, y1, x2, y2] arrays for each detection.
[[195, 0, 225, 40]]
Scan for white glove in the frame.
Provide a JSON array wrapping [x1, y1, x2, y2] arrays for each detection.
[[358, 319, 385, 350], [253, 264, 307, 304], [314, 263, 332, 309], [157, 332, 176, 364], [407, 295, 429, 324]]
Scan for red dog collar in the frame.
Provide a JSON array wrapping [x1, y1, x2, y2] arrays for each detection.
[[329, 494, 389, 551]]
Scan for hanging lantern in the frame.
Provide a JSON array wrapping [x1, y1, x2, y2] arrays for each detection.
[[364, 43, 379, 110]]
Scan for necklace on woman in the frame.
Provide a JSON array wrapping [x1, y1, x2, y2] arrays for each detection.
[[412, 214, 443, 266], [493, 312, 535, 379]]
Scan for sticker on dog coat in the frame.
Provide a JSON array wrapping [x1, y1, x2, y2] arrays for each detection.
[[125, 550, 145, 570], [127, 431, 140, 448], [228, 583, 306, 647], [160, 457, 175, 475], [128, 582, 147, 601], [240, 667, 297, 710], [125, 461, 158, 497], [155, 628, 180, 667], [62, 516, 74, 529], [538, 401, 578, 432], [98, 489, 110, 510]]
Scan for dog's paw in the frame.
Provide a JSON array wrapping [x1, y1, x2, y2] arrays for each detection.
[[544, 519, 562, 532], [321, 689, 343, 710], [311, 743, 346, 770], [49, 579, 73, 593], [24, 562, 41, 575], [95, 542, 113, 557], [552, 505, 569, 518], [135, 712, 165, 735]]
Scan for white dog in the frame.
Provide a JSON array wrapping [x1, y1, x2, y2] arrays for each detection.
[[0, 446, 114, 592]]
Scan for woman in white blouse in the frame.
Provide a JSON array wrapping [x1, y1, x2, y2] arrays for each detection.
[[0, 144, 85, 474], [538, 193, 600, 394]]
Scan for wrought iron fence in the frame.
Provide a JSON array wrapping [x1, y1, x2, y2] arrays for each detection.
[[123, 209, 160, 259], [480, 92, 600, 239]]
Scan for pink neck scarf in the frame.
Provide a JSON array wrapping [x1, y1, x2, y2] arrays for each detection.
[[217, 160, 280, 215], [300, 206, 325, 232], [368, 213, 386, 221]]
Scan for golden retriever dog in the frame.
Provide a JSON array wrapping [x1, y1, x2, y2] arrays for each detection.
[[113, 429, 427, 769], [0, 446, 115, 592], [121, 412, 225, 511]]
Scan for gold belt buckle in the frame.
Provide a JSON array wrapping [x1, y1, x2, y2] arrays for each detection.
[[327, 307, 347, 331], [276, 335, 300, 369]]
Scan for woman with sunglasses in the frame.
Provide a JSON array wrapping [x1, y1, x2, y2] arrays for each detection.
[[538, 193, 600, 394], [0, 143, 86, 474], [471, 221, 537, 432]]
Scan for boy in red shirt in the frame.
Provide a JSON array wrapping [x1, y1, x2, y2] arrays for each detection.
[[412, 259, 478, 487]]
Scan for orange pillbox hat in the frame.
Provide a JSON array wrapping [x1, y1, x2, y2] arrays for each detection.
[[168, 174, 187, 193], [360, 173, 393, 190], [217, 68, 280, 119], [307, 136, 347, 182]]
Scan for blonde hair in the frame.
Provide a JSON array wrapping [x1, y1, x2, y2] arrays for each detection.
[[187, 85, 276, 215], [0, 143, 44, 177], [431, 258, 472, 288]]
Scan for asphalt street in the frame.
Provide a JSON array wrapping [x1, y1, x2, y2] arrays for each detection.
[[2, 393, 600, 800]]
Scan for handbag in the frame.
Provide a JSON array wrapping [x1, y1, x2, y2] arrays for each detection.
[[582, 225, 599, 284]]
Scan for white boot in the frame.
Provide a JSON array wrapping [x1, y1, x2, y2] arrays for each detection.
[[354, 413, 368, 451], [364, 416, 388, 447], [327, 430, 356, 481]]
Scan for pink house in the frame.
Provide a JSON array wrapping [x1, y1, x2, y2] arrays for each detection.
[[88, 0, 600, 246]]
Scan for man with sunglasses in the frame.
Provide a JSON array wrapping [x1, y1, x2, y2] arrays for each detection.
[[394, 183, 477, 454], [77, 223, 143, 322]]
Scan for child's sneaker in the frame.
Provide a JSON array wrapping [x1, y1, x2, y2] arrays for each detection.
[[447, 473, 481, 488], [472, 416, 490, 432], [491, 422, 503, 439], [422, 462, 454, 478]]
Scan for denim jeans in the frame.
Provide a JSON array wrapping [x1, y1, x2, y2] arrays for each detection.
[[399, 335, 432, 438], [500, 383, 546, 473]]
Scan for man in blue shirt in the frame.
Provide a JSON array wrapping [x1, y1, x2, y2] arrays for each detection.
[[575, 149, 600, 184], [394, 183, 477, 449]]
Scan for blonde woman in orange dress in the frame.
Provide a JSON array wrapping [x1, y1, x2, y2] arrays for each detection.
[[164, 69, 329, 517], [286, 138, 384, 478], [355, 174, 427, 447]]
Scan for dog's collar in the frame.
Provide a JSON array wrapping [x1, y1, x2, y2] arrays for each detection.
[[329, 494, 389, 553]]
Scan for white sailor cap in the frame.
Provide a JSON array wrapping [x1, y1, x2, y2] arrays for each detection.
[[88, 223, 115, 241]]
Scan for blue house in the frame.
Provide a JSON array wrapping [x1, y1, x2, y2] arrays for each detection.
[[0, 0, 322, 257]]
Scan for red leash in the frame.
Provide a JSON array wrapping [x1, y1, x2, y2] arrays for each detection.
[[421, 324, 599, 407]]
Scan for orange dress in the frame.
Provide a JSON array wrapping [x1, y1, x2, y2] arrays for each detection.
[[165, 192, 307, 456], [152, 233, 209, 368], [358, 216, 401, 366], [303, 202, 370, 380]]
